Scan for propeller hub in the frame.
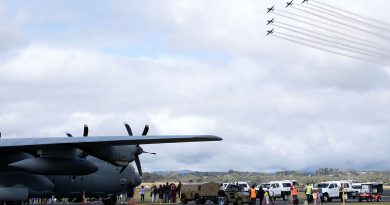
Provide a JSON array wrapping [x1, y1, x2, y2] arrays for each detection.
[[136, 146, 144, 156]]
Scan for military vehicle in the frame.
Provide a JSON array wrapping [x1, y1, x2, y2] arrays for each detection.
[[222, 184, 250, 205], [180, 182, 221, 204]]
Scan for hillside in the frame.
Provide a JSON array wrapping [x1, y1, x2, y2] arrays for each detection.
[[142, 169, 390, 185]]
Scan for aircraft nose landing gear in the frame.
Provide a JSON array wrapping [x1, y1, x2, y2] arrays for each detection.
[[102, 195, 117, 205]]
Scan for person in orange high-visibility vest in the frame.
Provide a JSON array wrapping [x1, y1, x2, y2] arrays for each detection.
[[249, 184, 257, 205], [291, 182, 299, 205]]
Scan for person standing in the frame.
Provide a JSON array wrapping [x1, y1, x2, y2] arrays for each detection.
[[140, 185, 145, 202], [269, 186, 275, 205], [158, 184, 164, 203], [164, 182, 170, 203], [177, 181, 182, 199], [150, 185, 157, 203], [249, 185, 257, 205], [305, 183, 312, 203], [171, 184, 177, 203], [126, 182, 135, 205], [313, 190, 318, 205], [265, 190, 270, 205], [258, 186, 265, 205], [291, 182, 299, 205]]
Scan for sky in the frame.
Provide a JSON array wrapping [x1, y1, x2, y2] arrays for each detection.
[[1, 0, 390, 173]]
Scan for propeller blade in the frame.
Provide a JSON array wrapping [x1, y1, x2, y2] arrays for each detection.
[[124, 123, 133, 136], [143, 151, 156, 155], [66, 132, 73, 137], [83, 124, 88, 137], [135, 155, 142, 176], [120, 164, 128, 173], [142, 125, 149, 136]]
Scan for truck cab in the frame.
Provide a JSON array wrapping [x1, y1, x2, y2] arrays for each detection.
[[268, 180, 292, 201]]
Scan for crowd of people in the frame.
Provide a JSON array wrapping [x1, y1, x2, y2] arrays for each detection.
[[246, 182, 323, 205], [127, 181, 182, 204]]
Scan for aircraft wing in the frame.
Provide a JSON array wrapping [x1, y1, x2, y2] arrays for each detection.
[[0, 135, 222, 150]]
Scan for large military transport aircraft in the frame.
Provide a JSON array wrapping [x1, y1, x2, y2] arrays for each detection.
[[0, 123, 222, 205]]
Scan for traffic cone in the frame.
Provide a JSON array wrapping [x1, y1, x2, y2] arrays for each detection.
[[82, 191, 86, 205], [133, 192, 136, 205]]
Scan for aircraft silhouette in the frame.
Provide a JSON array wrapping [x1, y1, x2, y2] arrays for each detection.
[[0, 124, 222, 205], [267, 6, 274, 13], [267, 18, 274, 25], [286, 0, 294, 8], [302, 0, 308, 3], [267, 29, 274, 36]]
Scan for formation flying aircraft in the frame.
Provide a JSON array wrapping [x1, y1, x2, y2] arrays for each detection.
[[286, 0, 294, 8], [267, 18, 274, 25], [267, 28, 274, 36], [0, 124, 222, 205], [267, 6, 274, 13]]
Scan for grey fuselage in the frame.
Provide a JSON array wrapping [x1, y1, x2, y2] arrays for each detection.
[[0, 151, 141, 200]]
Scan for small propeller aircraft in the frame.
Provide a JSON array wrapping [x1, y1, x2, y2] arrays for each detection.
[[267, 6, 274, 13], [286, 0, 294, 8], [267, 28, 274, 36], [267, 18, 274, 25], [302, 0, 308, 3], [0, 123, 222, 205]]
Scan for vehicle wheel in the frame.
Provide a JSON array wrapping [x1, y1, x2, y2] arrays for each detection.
[[359, 198, 362, 202], [223, 195, 229, 205], [181, 195, 188, 204], [367, 197, 371, 202], [323, 194, 329, 202], [195, 198, 201, 204], [282, 194, 287, 201], [377, 198, 381, 202], [200, 198, 207, 204], [234, 198, 243, 205]]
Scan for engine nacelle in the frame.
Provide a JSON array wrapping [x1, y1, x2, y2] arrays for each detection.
[[9, 158, 99, 175], [86, 145, 138, 166], [0, 186, 28, 201]]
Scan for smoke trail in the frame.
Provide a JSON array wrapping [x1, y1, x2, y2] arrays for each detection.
[[273, 11, 388, 51], [274, 23, 390, 60], [272, 33, 389, 67], [291, 6, 390, 41], [311, 0, 390, 28], [305, 2, 390, 32], [275, 21, 384, 52], [275, 32, 389, 63], [275, 9, 358, 34]]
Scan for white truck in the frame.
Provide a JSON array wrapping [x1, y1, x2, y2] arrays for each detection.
[[236, 181, 251, 191], [316, 180, 353, 202], [351, 183, 362, 199], [268, 180, 293, 201]]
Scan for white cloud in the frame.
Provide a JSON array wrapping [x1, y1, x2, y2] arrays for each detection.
[[1, 1, 390, 172]]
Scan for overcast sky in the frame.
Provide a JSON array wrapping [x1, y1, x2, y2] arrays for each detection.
[[1, 0, 390, 172]]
